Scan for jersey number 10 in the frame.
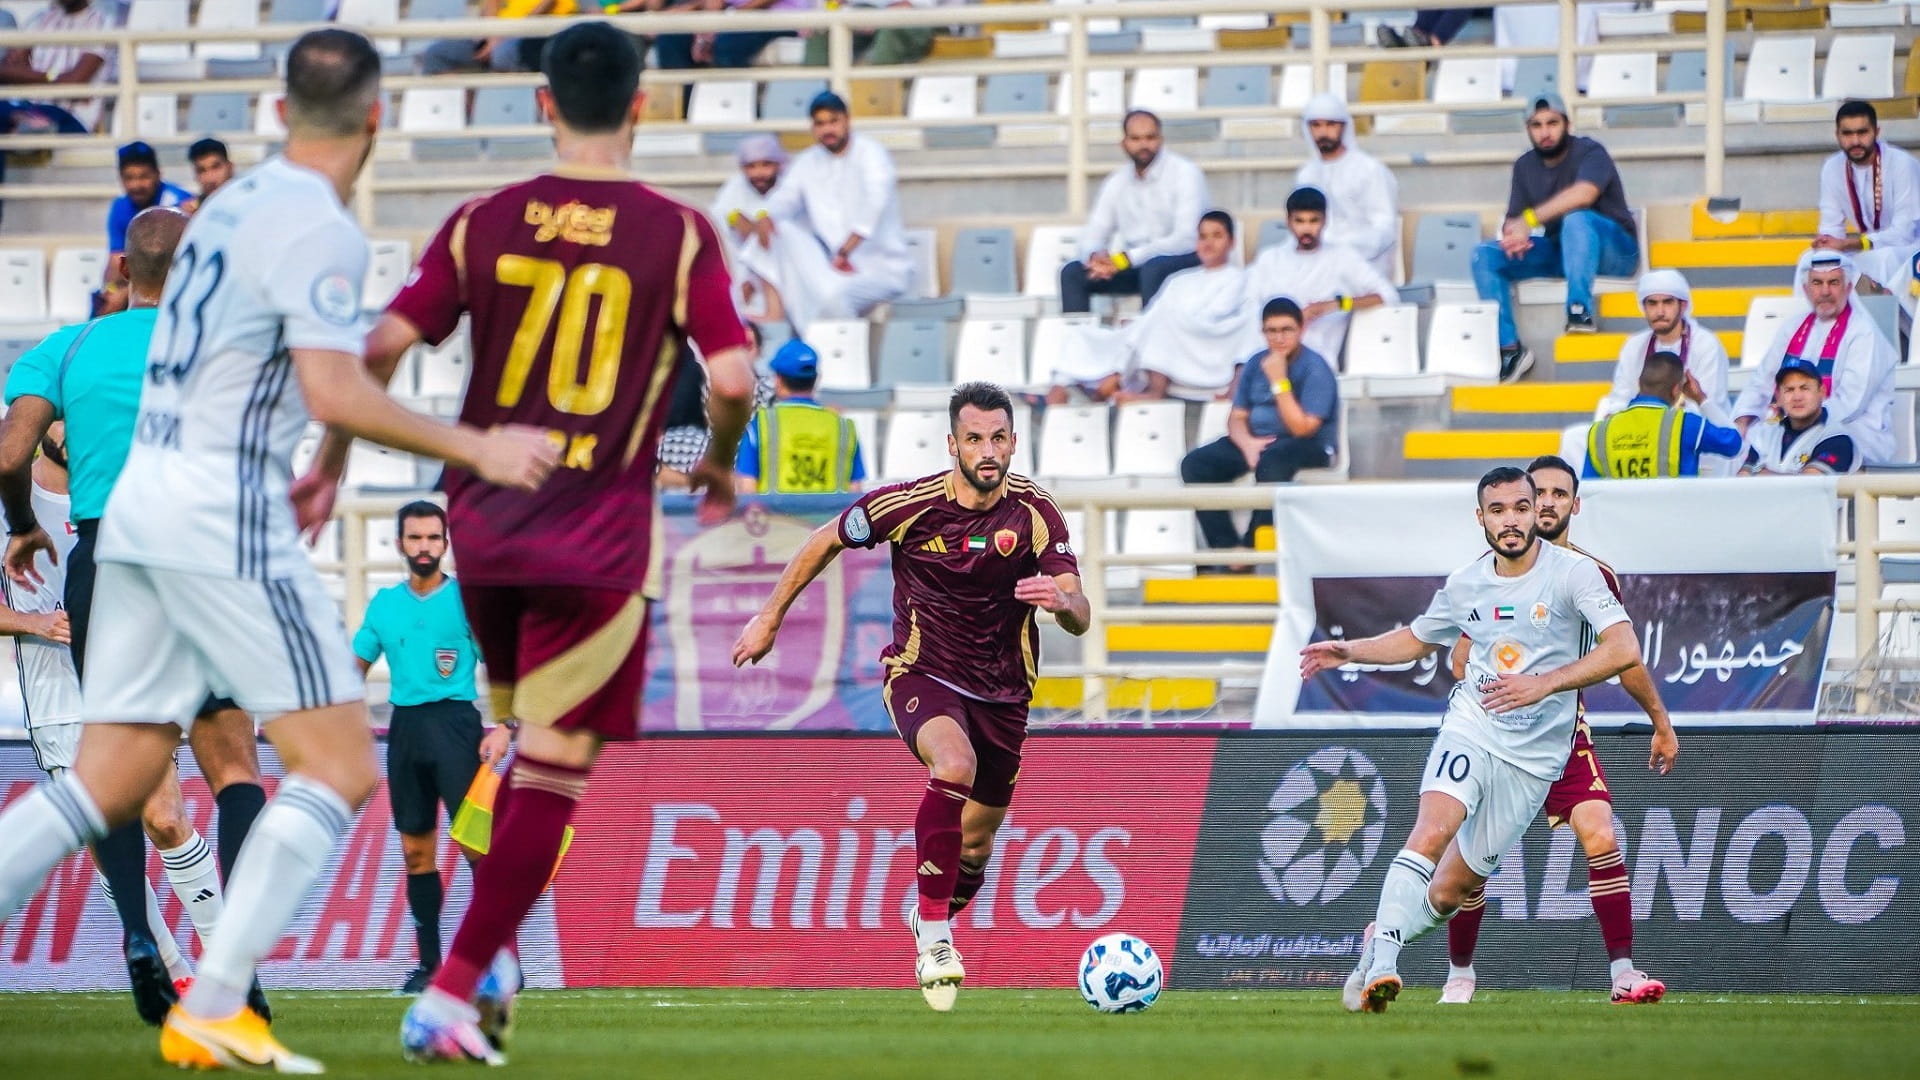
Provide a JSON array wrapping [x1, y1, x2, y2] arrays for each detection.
[[495, 255, 632, 416]]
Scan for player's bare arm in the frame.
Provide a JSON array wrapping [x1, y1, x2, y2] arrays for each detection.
[[0, 394, 56, 585], [686, 345, 756, 527], [1615, 662, 1679, 774], [1015, 572, 1090, 636], [1300, 626, 1434, 679], [0, 593, 68, 644], [1482, 622, 1641, 714], [291, 313, 431, 537], [732, 521, 847, 666]]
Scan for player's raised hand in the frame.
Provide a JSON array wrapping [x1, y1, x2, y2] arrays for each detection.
[[288, 468, 339, 544], [1298, 640, 1351, 679], [1648, 726, 1679, 775], [5, 526, 55, 587], [1014, 574, 1071, 612], [686, 456, 738, 527], [473, 425, 560, 492], [732, 612, 778, 667], [1480, 672, 1551, 713]]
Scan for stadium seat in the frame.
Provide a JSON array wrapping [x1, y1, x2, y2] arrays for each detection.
[[269, 0, 328, 23], [954, 318, 1029, 387], [48, 248, 106, 325], [336, 0, 402, 53], [1558, 422, 1589, 475], [1199, 12, 1271, 31], [1196, 398, 1231, 447], [881, 409, 950, 480], [1023, 225, 1082, 300], [1424, 303, 1501, 379], [1358, 61, 1426, 135], [763, 79, 827, 120], [1130, 68, 1200, 114], [948, 228, 1019, 298], [185, 92, 249, 134], [983, 72, 1051, 114], [1121, 508, 1197, 579], [1822, 34, 1896, 100], [1510, 55, 1559, 99], [194, 0, 262, 62], [255, 92, 287, 138], [404, 0, 466, 21], [1029, 314, 1098, 384], [1587, 52, 1658, 98], [1038, 404, 1113, 478], [903, 227, 940, 299], [1056, 70, 1125, 117], [414, 331, 470, 398], [1829, 3, 1907, 28], [1278, 63, 1348, 109], [1342, 303, 1422, 378], [1112, 401, 1186, 476], [1140, 26, 1215, 53], [908, 75, 978, 119], [963, 295, 1042, 320], [1433, 58, 1503, 104], [993, 30, 1066, 58], [127, 93, 178, 139], [1297, 399, 1352, 484], [848, 79, 904, 118], [128, 0, 191, 63], [1860, 292, 1901, 351], [1202, 65, 1272, 109], [1740, 296, 1801, 369], [1087, 31, 1142, 54], [400, 87, 465, 132], [473, 86, 537, 129], [1256, 218, 1291, 252], [0, 249, 48, 326], [204, 56, 276, 79], [811, 320, 874, 390], [689, 81, 757, 125], [1742, 36, 1816, 102], [891, 297, 964, 322], [1401, 213, 1482, 303], [348, 443, 419, 490], [363, 239, 411, 311], [877, 319, 952, 387]]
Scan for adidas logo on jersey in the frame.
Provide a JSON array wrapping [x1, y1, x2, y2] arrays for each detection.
[[919, 537, 949, 554], [1466, 610, 1481, 622]]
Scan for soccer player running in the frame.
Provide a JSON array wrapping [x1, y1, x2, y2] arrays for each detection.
[[0, 28, 556, 1073], [1439, 454, 1678, 1005], [320, 23, 754, 1064], [1301, 466, 1643, 1014], [733, 381, 1091, 1013]]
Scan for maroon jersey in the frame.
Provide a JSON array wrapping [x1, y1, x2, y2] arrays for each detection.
[[388, 169, 749, 590], [837, 472, 1080, 703]]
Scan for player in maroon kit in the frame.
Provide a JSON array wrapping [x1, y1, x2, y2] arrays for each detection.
[[1441, 454, 1679, 1006], [296, 22, 754, 1063], [732, 382, 1091, 1012]]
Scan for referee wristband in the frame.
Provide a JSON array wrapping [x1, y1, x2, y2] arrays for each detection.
[[1522, 208, 1540, 229], [1110, 251, 1132, 271]]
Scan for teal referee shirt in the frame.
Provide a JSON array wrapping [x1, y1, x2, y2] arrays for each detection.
[[3, 308, 154, 522], [352, 578, 479, 708]]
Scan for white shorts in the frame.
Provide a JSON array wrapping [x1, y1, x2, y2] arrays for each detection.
[[1420, 726, 1554, 878], [26, 719, 81, 772], [82, 561, 364, 728]]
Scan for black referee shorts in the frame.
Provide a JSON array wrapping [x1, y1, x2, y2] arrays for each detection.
[[386, 698, 484, 837]]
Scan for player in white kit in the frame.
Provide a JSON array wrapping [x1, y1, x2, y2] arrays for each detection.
[[0, 29, 555, 1072], [1299, 466, 1643, 1013]]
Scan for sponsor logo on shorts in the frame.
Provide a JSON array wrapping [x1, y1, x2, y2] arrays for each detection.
[[310, 273, 360, 327], [843, 506, 872, 544], [1257, 747, 1387, 906], [1530, 601, 1551, 629], [435, 648, 458, 678], [994, 529, 1019, 557]]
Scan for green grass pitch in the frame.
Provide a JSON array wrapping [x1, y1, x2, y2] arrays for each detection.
[[1, 989, 1916, 1078]]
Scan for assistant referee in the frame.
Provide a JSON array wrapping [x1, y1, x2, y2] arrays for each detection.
[[353, 499, 508, 995]]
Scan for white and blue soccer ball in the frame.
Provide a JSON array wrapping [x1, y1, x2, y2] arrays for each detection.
[[1078, 933, 1162, 1013]]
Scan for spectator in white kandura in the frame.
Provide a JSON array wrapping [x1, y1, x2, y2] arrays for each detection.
[[711, 134, 792, 323], [1244, 186, 1397, 368], [1814, 100, 1920, 256], [1296, 94, 1400, 280], [1734, 250, 1899, 464], [1059, 110, 1210, 313], [1597, 270, 1737, 474], [761, 91, 913, 332], [1741, 357, 1863, 476], [1046, 210, 1260, 404]]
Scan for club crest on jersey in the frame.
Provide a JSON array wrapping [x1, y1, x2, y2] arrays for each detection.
[[1529, 601, 1551, 629], [844, 507, 872, 544], [310, 274, 359, 327], [435, 648, 458, 678], [1493, 638, 1526, 673], [994, 529, 1019, 557]]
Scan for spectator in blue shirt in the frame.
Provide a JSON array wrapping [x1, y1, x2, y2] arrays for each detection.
[[1584, 350, 1745, 478], [99, 142, 193, 313]]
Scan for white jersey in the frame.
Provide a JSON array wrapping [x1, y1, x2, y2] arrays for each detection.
[[2, 484, 82, 729], [1410, 541, 1630, 780], [98, 157, 369, 582]]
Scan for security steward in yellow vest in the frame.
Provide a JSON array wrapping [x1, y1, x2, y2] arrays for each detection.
[[1584, 349, 1745, 479], [735, 339, 867, 494]]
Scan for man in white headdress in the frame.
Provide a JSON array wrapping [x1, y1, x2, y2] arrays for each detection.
[[1244, 186, 1397, 367], [1295, 93, 1400, 280], [1733, 250, 1901, 464], [710, 133, 794, 322], [759, 91, 914, 332], [1044, 210, 1260, 403], [1597, 270, 1736, 472]]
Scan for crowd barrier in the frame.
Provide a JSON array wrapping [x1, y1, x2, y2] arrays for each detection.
[[1, 729, 1913, 993]]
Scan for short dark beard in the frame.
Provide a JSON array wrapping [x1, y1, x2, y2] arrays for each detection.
[[1534, 515, 1569, 543], [408, 555, 442, 580], [1485, 526, 1539, 560], [958, 460, 1004, 495]]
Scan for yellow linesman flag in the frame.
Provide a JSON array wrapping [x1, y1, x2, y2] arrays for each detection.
[[450, 765, 574, 889]]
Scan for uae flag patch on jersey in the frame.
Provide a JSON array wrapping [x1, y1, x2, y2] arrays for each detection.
[[1494, 606, 1516, 621], [967, 536, 989, 552]]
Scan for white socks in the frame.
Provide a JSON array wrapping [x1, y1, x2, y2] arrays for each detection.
[[0, 772, 106, 920], [915, 918, 952, 952], [1449, 963, 1476, 982], [160, 832, 225, 942], [184, 776, 349, 1019], [1371, 849, 1447, 974], [1610, 957, 1635, 981], [111, 873, 193, 983]]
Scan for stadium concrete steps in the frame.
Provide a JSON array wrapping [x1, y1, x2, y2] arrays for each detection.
[[1400, 429, 1568, 480], [1082, 566, 1280, 707], [1142, 577, 1279, 606], [1447, 382, 1610, 431], [1030, 677, 1219, 711]]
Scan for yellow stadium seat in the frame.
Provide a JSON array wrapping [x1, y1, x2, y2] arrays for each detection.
[[642, 86, 682, 122], [849, 78, 904, 118], [1219, 26, 1293, 49], [1748, 6, 1826, 29], [927, 35, 994, 59], [1760, 208, 1821, 236], [1356, 61, 1427, 136]]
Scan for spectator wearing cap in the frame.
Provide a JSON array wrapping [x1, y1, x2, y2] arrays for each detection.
[[98, 142, 193, 313], [1179, 298, 1340, 557], [1584, 350, 1743, 479], [655, 0, 816, 70], [758, 92, 913, 330], [735, 339, 866, 494], [711, 133, 793, 323], [1473, 91, 1640, 383], [1742, 358, 1862, 476], [188, 138, 234, 203], [1061, 110, 1210, 313], [1243, 186, 1397, 367], [1734, 249, 1900, 464]]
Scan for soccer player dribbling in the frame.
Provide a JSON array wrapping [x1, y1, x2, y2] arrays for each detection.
[[733, 382, 1091, 1012], [314, 22, 756, 1064]]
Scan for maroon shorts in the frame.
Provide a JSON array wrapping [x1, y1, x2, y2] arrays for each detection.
[[1543, 719, 1612, 828], [881, 666, 1028, 808], [461, 585, 651, 741]]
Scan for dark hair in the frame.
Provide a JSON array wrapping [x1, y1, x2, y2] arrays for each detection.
[[1200, 209, 1235, 238], [1286, 186, 1327, 216], [1122, 108, 1160, 134], [117, 141, 158, 172], [1477, 465, 1535, 504], [285, 28, 382, 137], [780, 370, 819, 394], [187, 137, 228, 162], [949, 381, 1014, 431], [1639, 350, 1684, 398], [396, 500, 447, 535], [808, 90, 849, 118], [542, 22, 644, 134], [1836, 99, 1878, 128], [1527, 454, 1580, 495], [1261, 297, 1303, 324]]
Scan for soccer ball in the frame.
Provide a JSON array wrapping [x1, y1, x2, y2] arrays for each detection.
[[1077, 933, 1162, 1013]]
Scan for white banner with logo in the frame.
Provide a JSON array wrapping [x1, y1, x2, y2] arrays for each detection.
[[1256, 477, 1840, 728]]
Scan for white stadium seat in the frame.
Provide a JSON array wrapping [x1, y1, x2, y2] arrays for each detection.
[[689, 81, 757, 125], [810, 319, 873, 390], [129, 93, 179, 138], [1121, 508, 1197, 580], [362, 239, 411, 311], [336, 0, 404, 54], [1196, 399, 1231, 448], [1038, 404, 1112, 478], [255, 93, 288, 138], [1586, 52, 1658, 99], [1029, 314, 1098, 385], [1741, 297, 1803, 370], [1129, 67, 1200, 114], [49, 248, 107, 325], [348, 442, 419, 489], [908, 75, 978, 119], [843, 409, 880, 479], [1742, 36, 1815, 102], [1023, 225, 1082, 299], [902, 227, 939, 299], [881, 409, 950, 480], [1112, 401, 1187, 477], [1279, 64, 1347, 108], [0, 249, 49, 325], [400, 88, 465, 133], [1822, 34, 1895, 100], [953, 318, 1029, 387], [194, 0, 262, 62], [129, 0, 192, 63], [1432, 58, 1502, 103], [1342, 303, 1422, 378], [1056, 70, 1125, 117], [1424, 303, 1501, 380], [415, 329, 471, 397]]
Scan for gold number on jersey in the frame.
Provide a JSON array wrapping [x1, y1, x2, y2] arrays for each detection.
[[494, 255, 632, 416]]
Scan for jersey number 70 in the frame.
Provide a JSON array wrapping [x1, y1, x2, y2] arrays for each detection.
[[495, 254, 632, 417]]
